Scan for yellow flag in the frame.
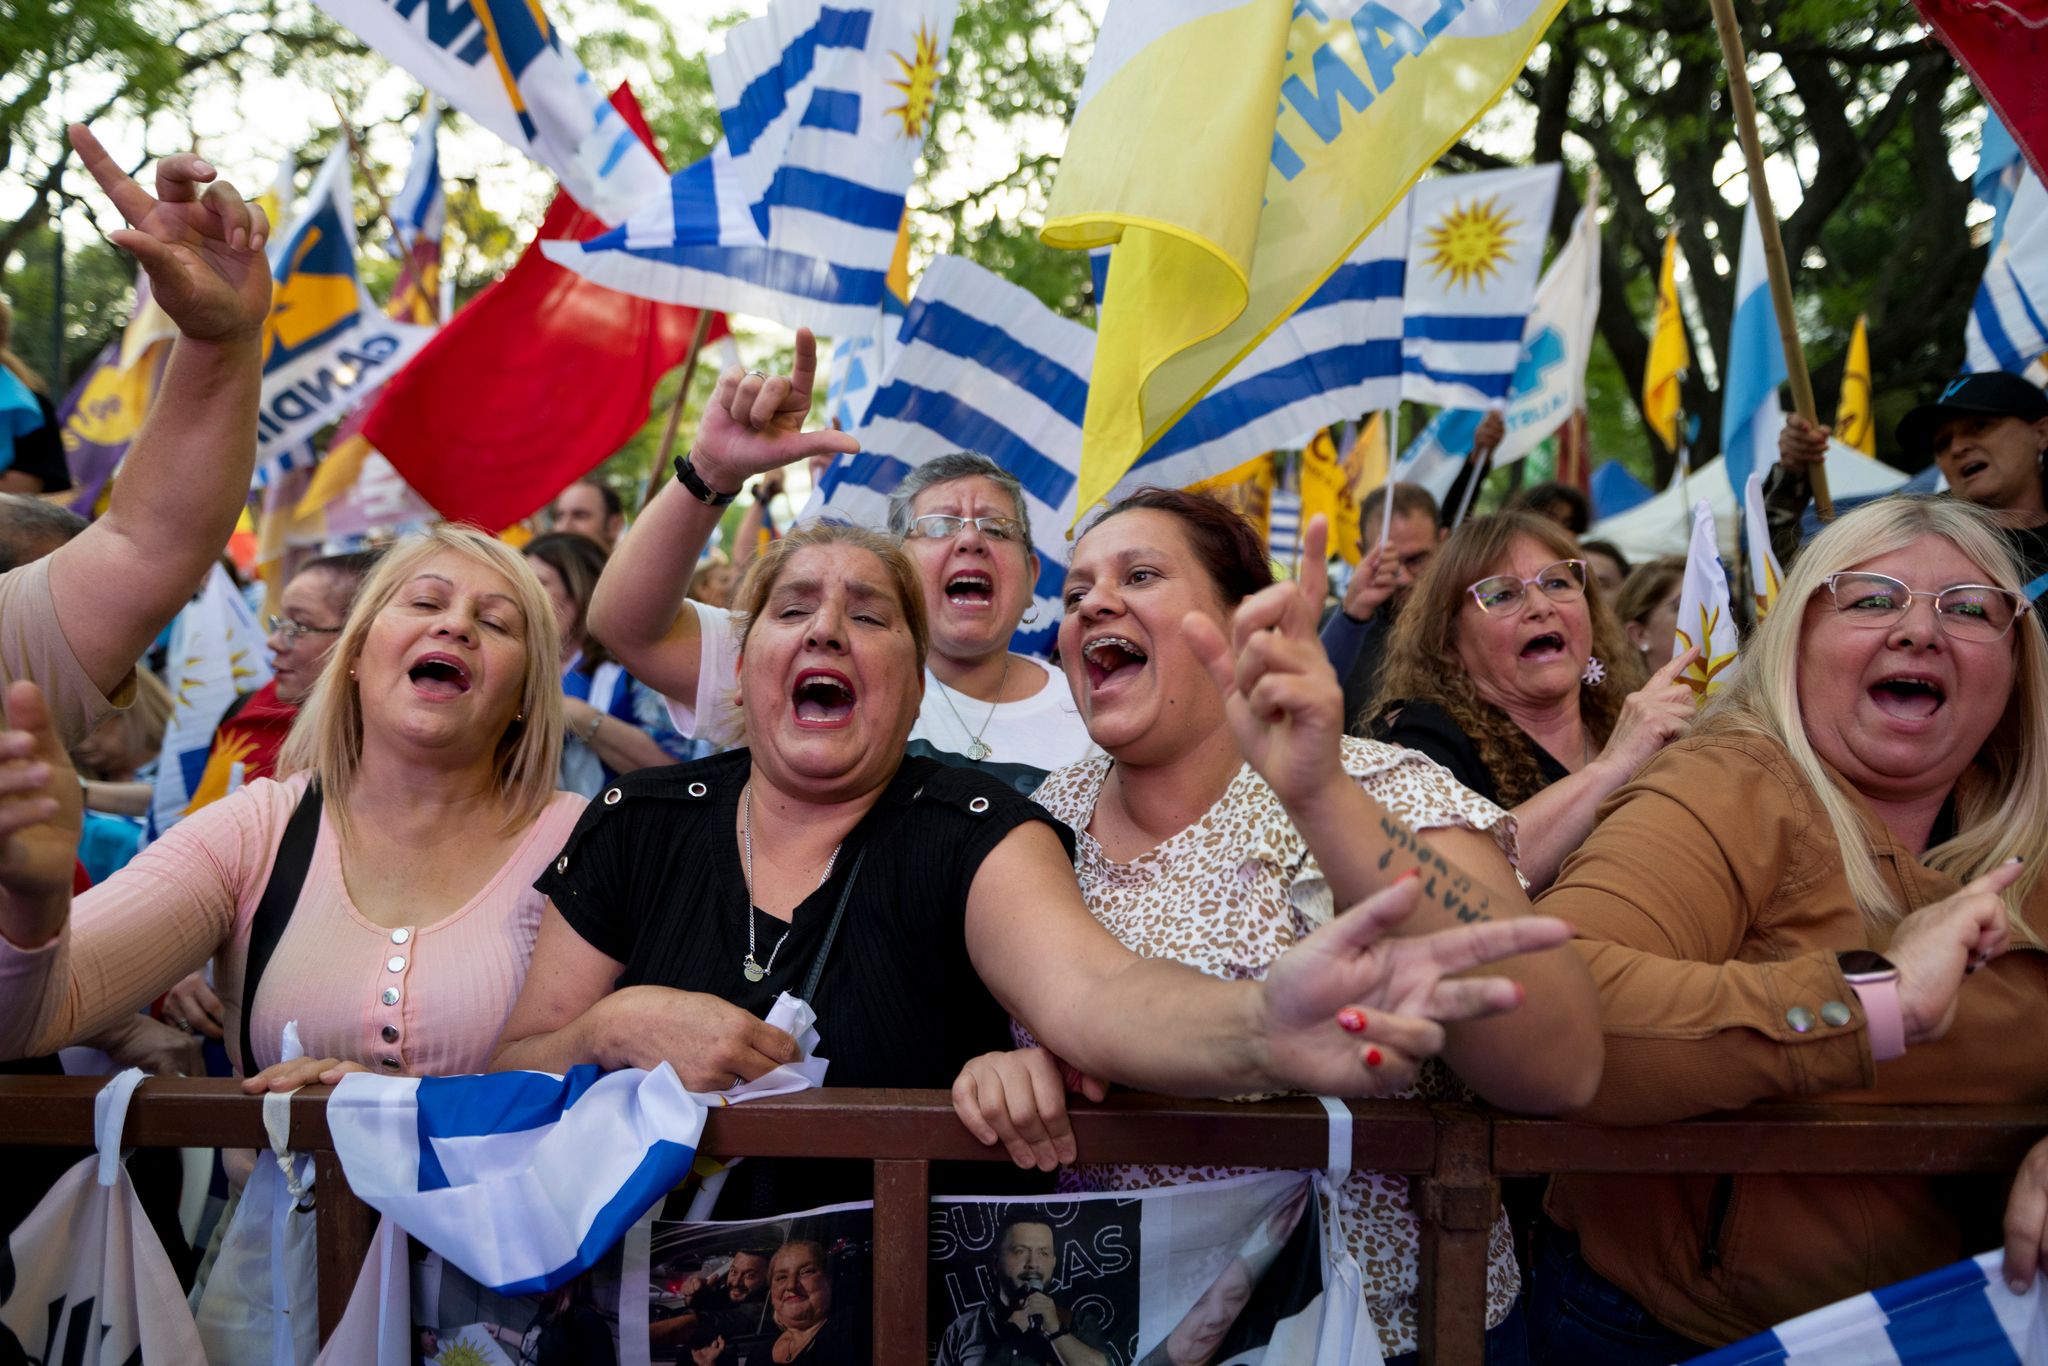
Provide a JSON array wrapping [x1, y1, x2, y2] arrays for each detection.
[[1299, 429, 1362, 565], [1643, 234, 1688, 449], [1836, 314, 1874, 455], [1188, 451, 1275, 543], [1347, 413, 1390, 500], [1047, 0, 1566, 521]]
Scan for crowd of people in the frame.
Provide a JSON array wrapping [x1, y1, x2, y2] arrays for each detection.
[[5, 127, 2048, 1366]]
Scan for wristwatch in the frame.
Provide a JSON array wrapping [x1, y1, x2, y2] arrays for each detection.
[[674, 454, 739, 507], [1836, 949, 1906, 1061]]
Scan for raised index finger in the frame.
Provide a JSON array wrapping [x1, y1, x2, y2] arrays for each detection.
[[1650, 645, 1701, 688], [68, 124, 157, 227], [789, 327, 820, 395], [1298, 516, 1330, 614]]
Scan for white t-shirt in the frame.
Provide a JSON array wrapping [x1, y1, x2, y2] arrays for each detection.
[[665, 602, 1098, 794]]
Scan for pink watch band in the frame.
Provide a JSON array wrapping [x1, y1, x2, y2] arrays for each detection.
[[1848, 976, 1906, 1061]]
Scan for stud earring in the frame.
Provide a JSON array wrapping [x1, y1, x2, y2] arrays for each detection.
[[1581, 655, 1607, 687]]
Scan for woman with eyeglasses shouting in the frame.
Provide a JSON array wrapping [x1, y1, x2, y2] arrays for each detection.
[[1365, 511, 1697, 890], [590, 332, 1097, 796], [1527, 495, 2048, 1361]]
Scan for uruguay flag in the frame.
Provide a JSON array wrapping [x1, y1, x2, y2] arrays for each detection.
[[1967, 169, 2048, 377], [809, 254, 1090, 656], [1108, 203, 1411, 500], [544, 0, 958, 337], [1687, 1251, 2048, 1365], [1721, 200, 1789, 502], [1400, 164, 1562, 410], [148, 564, 273, 837]]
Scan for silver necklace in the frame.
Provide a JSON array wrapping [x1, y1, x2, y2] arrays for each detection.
[[934, 654, 1010, 762], [739, 782, 843, 983]]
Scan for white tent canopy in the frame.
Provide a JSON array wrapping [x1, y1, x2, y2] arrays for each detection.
[[1589, 444, 1910, 563]]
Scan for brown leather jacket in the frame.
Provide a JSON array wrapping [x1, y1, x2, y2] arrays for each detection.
[[1538, 731, 2048, 1346]]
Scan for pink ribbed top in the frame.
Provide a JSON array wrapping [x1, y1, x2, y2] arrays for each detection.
[[0, 773, 586, 1076]]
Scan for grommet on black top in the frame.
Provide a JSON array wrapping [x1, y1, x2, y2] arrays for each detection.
[[968, 796, 991, 814], [688, 781, 709, 798], [603, 788, 622, 806]]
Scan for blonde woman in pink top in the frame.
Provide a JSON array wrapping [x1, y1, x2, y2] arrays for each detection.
[[0, 525, 585, 1089]]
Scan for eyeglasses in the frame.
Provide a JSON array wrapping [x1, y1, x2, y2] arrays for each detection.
[[267, 614, 343, 644], [1820, 572, 2031, 642], [904, 514, 1027, 544], [1465, 560, 1587, 617]]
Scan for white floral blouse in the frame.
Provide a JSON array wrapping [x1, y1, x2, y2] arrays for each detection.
[[1023, 737, 1523, 1358]]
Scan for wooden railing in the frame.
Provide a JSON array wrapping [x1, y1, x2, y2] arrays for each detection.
[[3, 1076, 2045, 1366]]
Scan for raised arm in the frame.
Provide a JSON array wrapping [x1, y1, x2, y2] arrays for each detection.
[[49, 125, 271, 699], [586, 331, 857, 702], [1185, 518, 1601, 1113]]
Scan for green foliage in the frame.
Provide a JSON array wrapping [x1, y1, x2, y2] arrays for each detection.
[[0, 226, 133, 388]]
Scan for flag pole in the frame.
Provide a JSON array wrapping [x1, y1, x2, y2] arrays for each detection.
[[642, 309, 717, 512], [330, 96, 399, 245], [1706, 0, 1833, 521], [1377, 407, 1399, 549]]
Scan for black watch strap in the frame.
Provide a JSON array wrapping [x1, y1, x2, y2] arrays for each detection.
[[675, 455, 739, 506]]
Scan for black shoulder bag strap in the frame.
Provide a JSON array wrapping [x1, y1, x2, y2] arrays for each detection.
[[797, 847, 868, 1006], [238, 782, 324, 1075]]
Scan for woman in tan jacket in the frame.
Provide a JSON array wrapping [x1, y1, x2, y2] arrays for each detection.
[[1529, 495, 2048, 1363]]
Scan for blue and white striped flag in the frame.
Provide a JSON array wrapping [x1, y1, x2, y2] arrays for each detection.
[[1400, 164, 1561, 409], [1687, 1251, 2048, 1365], [1107, 204, 1410, 500], [1968, 168, 2048, 377], [326, 1065, 704, 1296], [1722, 200, 1789, 502], [149, 565, 273, 836], [1268, 487, 1304, 568], [543, 0, 957, 336], [310, 0, 667, 226], [387, 100, 445, 257], [809, 254, 1089, 656]]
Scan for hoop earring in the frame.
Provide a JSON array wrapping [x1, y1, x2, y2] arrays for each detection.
[[1581, 655, 1607, 687], [1021, 605, 1041, 625]]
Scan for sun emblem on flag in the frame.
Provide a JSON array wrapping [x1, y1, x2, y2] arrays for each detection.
[[1422, 195, 1521, 292], [886, 22, 943, 139], [1674, 605, 1737, 699]]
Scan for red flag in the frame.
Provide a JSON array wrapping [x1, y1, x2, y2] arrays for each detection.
[[1916, 0, 2048, 182], [364, 84, 725, 529]]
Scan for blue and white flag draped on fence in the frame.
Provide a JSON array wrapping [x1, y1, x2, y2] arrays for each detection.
[[543, 0, 958, 337], [309, 0, 666, 225], [254, 147, 435, 478], [1722, 200, 1789, 502], [150, 565, 272, 836], [1400, 164, 1561, 410], [1687, 1251, 2048, 1365], [1967, 168, 2048, 377], [811, 254, 1089, 656], [1106, 204, 1410, 499]]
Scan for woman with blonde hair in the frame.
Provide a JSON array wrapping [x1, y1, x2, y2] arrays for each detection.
[[0, 524, 584, 1092], [1530, 495, 2048, 1362], [1368, 510, 1697, 888]]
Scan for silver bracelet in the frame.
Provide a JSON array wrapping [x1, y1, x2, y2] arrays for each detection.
[[581, 712, 604, 743]]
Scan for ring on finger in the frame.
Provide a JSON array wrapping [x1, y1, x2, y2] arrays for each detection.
[[175, 1015, 191, 1031], [747, 370, 768, 380]]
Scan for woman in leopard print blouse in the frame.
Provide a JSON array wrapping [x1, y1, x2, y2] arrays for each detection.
[[951, 489, 1604, 1363]]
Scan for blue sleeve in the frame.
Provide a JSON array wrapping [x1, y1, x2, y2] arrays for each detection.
[[626, 676, 695, 763], [1320, 608, 1377, 678]]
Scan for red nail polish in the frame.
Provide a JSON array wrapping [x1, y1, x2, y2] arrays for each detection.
[[1337, 1008, 1368, 1034], [1400, 868, 1422, 882], [1365, 1048, 1383, 1068]]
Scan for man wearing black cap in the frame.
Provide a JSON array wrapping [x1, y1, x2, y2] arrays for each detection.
[[1765, 372, 2048, 600]]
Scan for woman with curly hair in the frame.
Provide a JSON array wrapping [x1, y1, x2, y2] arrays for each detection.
[[1367, 511, 1696, 890]]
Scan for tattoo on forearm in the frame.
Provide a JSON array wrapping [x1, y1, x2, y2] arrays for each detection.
[[1376, 815, 1495, 923]]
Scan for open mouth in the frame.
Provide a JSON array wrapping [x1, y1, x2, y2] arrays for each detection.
[[1868, 674, 1945, 721], [1958, 458, 1990, 481], [791, 668, 857, 725], [407, 652, 472, 696], [945, 570, 994, 609], [1520, 631, 1567, 661], [1082, 634, 1149, 690]]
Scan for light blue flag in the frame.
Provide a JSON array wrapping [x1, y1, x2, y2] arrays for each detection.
[[1720, 201, 1788, 503], [1967, 169, 2048, 376], [1393, 408, 1488, 506], [387, 100, 446, 257], [1400, 164, 1562, 409], [543, 0, 958, 337], [1979, 112, 2026, 252], [1107, 203, 1410, 499], [1686, 1250, 2048, 1365], [809, 254, 1090, 657]]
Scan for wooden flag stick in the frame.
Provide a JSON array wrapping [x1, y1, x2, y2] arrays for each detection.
[[330, 96, 399, 246], [642, 308, 718, 512], [1706, 0, 1833, 520]]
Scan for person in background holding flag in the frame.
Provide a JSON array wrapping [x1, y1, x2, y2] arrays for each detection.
[[1320, 482, 1448, 730], [1532, 495, 2048, 1361], [0, 125, 271, 753], [1368, 513, 1697, 890], [521, 530, 689, 796], [1766, 374, 2048, 602]]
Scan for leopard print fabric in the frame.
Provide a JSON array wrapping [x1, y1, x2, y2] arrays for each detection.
[[1023, 736, 1523, 1358]]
